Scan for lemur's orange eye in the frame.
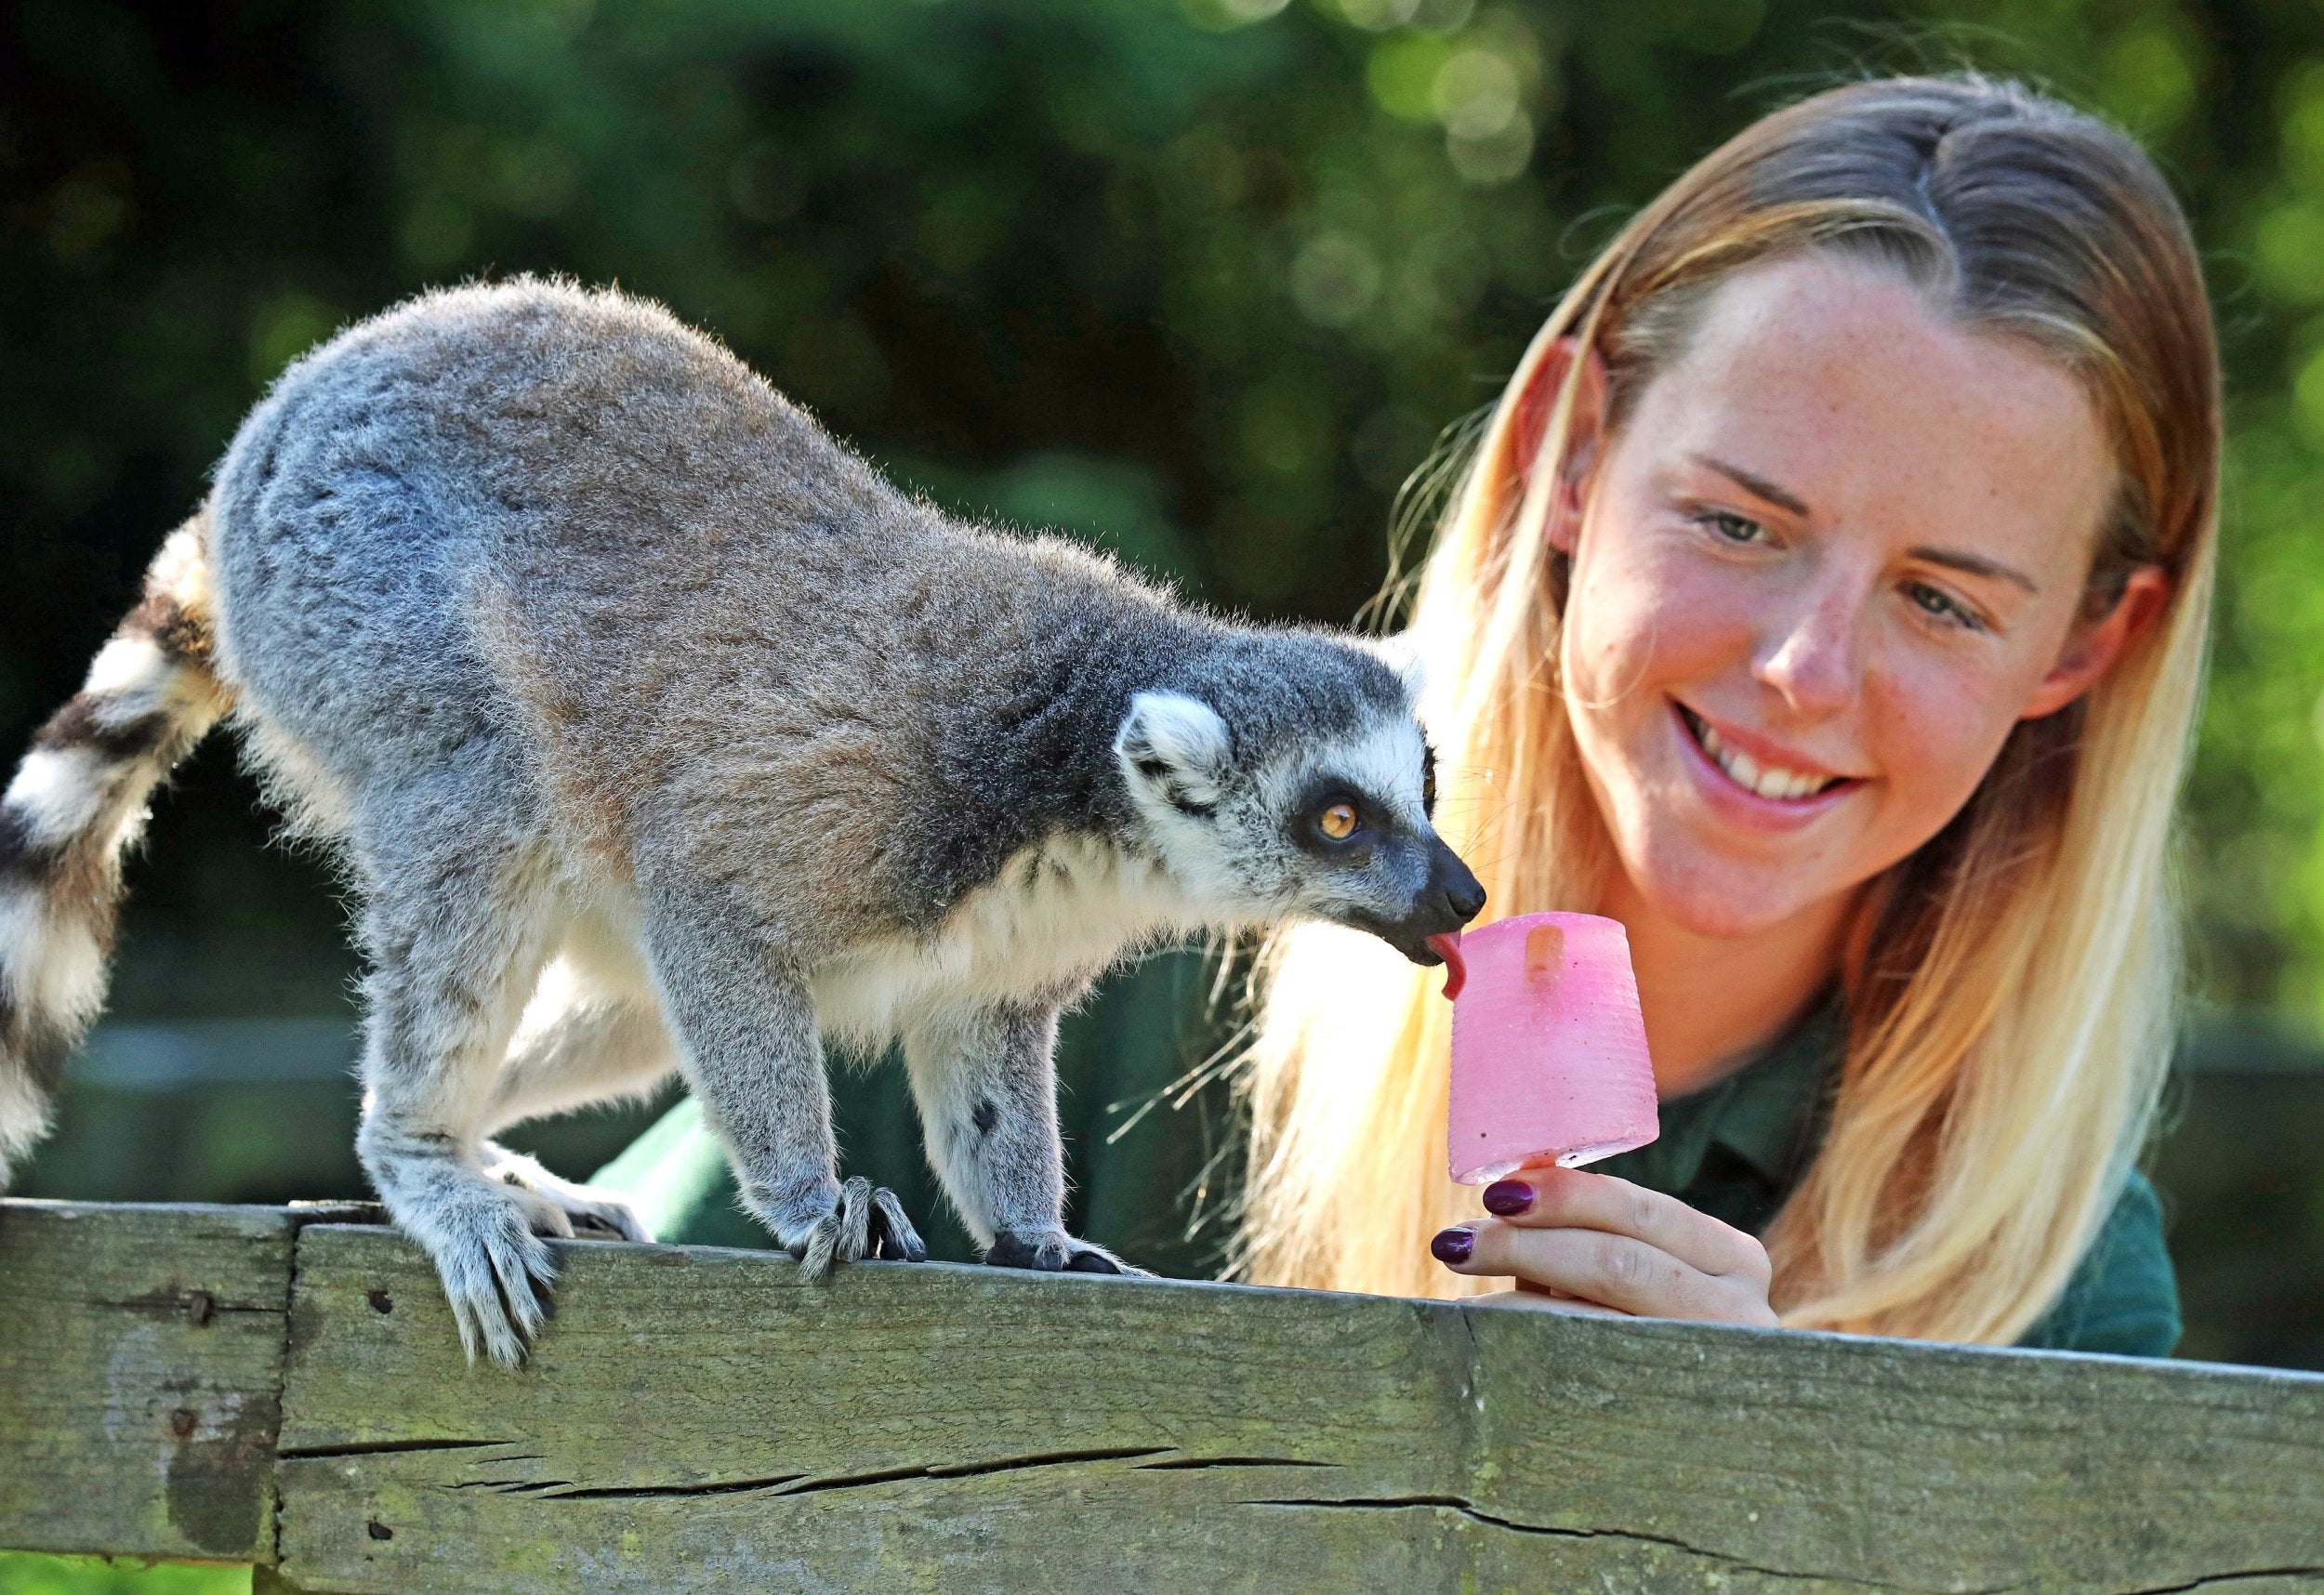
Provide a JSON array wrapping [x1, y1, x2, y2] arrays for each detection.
[[1318, 802, 1358, 841]]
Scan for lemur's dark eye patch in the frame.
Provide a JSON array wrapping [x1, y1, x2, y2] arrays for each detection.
[[1421, 740, 1438, 819]]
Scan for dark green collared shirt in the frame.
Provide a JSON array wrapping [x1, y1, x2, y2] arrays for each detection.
[[596, 990, 2180, 1357], [1594, 998, 2181, 1356]]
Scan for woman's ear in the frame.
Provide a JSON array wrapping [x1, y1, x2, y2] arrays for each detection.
[[2019, 565, 2170, 720], [1510, 336, 1610, 556]]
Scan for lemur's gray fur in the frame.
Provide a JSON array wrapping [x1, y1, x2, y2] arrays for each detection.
[[0, 279, 1485, 1365]]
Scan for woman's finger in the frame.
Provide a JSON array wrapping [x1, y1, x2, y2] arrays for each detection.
[[1434, 1218, 1777, 1325], [1476, 1166, 1770, 1285], [1470, 1287, 1634, 1318]]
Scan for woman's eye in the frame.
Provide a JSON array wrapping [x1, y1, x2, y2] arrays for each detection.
[[1905, 582, 1982, 630], [1696, 509, 1766, 546], [1317, 802, 1359, 841]]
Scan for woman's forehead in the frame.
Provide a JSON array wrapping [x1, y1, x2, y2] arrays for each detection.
[[1623, 254, 2114, 579]]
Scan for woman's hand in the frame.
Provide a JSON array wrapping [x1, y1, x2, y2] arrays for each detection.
[[1430, 1166, 1778, 1325]]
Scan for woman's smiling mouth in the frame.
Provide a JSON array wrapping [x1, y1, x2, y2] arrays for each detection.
[[1675, 704, 1861, 804]]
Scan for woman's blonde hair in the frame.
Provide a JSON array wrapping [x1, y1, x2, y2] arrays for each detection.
[[1234, 75, 2221, 1341]]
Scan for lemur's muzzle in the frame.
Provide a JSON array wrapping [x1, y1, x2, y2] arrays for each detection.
[[1391, 837, 1486, 967]]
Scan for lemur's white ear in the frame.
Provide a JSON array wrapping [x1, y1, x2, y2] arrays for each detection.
[[1366, 631, 1429, 701], [1116, 691, 1231, 816]]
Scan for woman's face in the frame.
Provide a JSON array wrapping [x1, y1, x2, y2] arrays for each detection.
[[1558, 253, 2132, 941]]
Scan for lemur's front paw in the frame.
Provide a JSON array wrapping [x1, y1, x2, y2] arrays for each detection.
[[405, 1190, 560, 1369], [791, 1176, 928, 1281], [984, 1228, 1150, 1277]]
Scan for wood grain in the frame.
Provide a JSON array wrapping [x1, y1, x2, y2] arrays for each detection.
[[0, 1200, 297, 1562], [272, 1223, 2324, 1594]]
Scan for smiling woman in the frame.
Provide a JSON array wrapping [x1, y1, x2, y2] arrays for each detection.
[[1565, 255, 2166, 1068], [1238, 74, 2218, 1348]]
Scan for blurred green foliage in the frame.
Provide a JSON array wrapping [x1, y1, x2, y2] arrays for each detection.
[[0, 1553, 244, 1594], [7, 0, 2324, 1021]]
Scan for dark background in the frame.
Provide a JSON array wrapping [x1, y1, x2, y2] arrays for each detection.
[[1, 0, 2317, 1412]]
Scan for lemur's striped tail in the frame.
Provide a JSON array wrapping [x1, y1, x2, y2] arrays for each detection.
[[0, 514, 229, 1190]]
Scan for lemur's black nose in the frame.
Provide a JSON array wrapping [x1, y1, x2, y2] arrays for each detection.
[[1432, 850, 1487, 925], [1427, 838, 1487, 926], [1444, 875, 1486, 923]]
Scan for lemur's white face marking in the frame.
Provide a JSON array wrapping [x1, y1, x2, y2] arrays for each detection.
[[1114, 691, 1482, 961]]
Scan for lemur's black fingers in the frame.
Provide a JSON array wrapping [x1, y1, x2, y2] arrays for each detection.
[[1066, 1240, 1151, 1276], [984, 1228, 1056, 1271], [985, 1228, 1143, 1275], [869, 1187, 927, 1262]]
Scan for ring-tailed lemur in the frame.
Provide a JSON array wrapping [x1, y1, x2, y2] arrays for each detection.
[[0, 279, 1485, 1365]]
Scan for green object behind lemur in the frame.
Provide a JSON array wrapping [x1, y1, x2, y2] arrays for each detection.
[[596, 951, 1238, 1277]]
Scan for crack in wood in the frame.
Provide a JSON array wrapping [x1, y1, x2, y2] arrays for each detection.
[[538, 1475, 805, 1501], [443, 1459, 559, 1493], [779, 1446, 1173, 1498], [918, 1444, 1172, 1481], [2112, 1570, 2324, 1595], [1136, 1456, 1342, 1472], [508, 1445, 1178, 1506], [278, 1437, 515, 1460], [1240, 1497, 1970, 1591], [772, 1444, 1172, 1497]]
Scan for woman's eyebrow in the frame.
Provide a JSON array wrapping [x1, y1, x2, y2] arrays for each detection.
[[1908, 547, 2040, 595], [1692, 453, 2041, 596], [1692, 454, 1811, 517]]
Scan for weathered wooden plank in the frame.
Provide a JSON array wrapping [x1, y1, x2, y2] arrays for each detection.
[[275, 1223, 2324, 1594], [0, 1199, 297, 1562], [1462, 1306, 2324, 1591], [274, 1225, 1480, 1591]]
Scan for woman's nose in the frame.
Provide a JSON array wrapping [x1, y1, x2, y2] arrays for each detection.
[[1755, 585, 1863, 718]]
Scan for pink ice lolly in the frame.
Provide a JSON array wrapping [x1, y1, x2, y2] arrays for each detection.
[[1445, 911, 1658, 1185]]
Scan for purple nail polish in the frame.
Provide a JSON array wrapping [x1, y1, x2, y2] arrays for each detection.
[[1431, 1226, 1474, 1265], [1482, 1180, 1536, 1217]]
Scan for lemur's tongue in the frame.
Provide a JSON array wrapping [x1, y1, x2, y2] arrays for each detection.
[[1427, 933, 1466, 1002]]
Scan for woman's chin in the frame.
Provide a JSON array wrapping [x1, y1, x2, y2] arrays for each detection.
[[1618, 848, 1846, 942]]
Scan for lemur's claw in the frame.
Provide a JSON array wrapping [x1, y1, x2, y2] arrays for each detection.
[[795, 1177, 925, 1279], [985, 1227, 1148, 1277]]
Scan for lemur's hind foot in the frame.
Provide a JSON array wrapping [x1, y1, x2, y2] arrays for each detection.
[[482, 1143, 653, 1243], [984, 1228, 1150, 1277], [786, 1175, 928, 1280]]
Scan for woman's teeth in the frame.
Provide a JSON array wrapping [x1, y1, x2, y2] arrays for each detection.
[[1686, 710, 1840, 801]]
